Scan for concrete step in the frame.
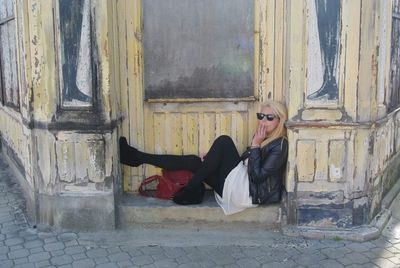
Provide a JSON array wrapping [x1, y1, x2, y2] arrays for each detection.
[[117, 191, 281, 229]]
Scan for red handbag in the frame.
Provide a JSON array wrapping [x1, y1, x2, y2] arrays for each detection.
[[138, 170, 193, 199]]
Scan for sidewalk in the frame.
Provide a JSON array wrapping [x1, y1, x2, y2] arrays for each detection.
[[1, 154, 400, 268]]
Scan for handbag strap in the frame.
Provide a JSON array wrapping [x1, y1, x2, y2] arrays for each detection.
[[138, 175, 162, 197]]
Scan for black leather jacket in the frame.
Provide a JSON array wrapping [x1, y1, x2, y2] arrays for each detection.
[[247, 137, 288, 204]]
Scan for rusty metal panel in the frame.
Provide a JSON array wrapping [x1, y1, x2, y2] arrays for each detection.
[[143, 0, 254, 99]]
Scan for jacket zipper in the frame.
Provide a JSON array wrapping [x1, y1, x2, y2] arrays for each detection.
[[268, 178, 271, 193]]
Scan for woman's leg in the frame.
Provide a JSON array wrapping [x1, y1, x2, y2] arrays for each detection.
[[184, 135, 241, 196], [119, 137, 202, 173]]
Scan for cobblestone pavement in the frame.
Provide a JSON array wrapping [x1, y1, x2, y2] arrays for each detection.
[[1, 155, 400, 267]]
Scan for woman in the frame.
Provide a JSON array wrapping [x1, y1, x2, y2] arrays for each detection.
[[119, 100, 288, 215]]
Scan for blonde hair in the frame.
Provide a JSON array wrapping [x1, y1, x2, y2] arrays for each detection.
[[260, 100, 288, 147]]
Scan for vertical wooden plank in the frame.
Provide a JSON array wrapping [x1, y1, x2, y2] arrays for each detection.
[[274, 0, 285, 101], [116, 0, 132, 191], [287, 0, 306, 118], [199, 112, 216, 155], [357, 0, 377, 121], [216, 112, 232, 137], [231, 111, 248, 153], [265, 0, 275, 101], [384, 0, 393, 109], [182, 113, 199, 155], [166, 113, 183, 155], [126, 0, 145, 191], [343, 0, 361, 120], [254, 0, 261, 100]]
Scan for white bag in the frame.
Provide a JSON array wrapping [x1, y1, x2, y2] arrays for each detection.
[[215, 160, 258, 215]]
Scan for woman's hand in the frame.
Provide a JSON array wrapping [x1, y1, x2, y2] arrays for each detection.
[[251, 124, 268, 147]]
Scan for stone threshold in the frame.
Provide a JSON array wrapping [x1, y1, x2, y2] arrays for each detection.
[[117, 191, 282, 230], [281, 179, 400, 242]]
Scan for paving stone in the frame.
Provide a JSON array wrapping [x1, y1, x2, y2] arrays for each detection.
[[29, 247, 44, 254], [141, 246, 165, 255], [28, 251, 51, 262], [0, 253, 8, 260], [4, 237, 24, 246], [58, 265, 73, 268], [293, 252, 327, 266], [229, 251, 247, 260], [345, 242, 375, 253], [241, 247, 267, 258], [13, 257, 28, 264], [388, 256, 400, 265], [131, 255, 154, 266], [95, 257, 110, 264], [175, 255, 192, 264], [370, 248, 395, 258], [64, 240, 79, 247], [320, 247, 348, 259], [43, 237, 58, 244], [108, 252, 131, 262], [8, 248, 30, 259], [211, 254, 236, 266], [24, 240, 44, 249], [106, 246, 122, 254], [10, 244, 24, 251], [117, 260, 134, 268], [141, 265, 157, 268], [50, 255, 74, 266], [96, 263, 119, 268], [153, 259, 179, 268], [50, 249, 66, 257], [13, 263, 35, 268], [34, 260, 51, 268], [72, 258, 96, 268], [196, 260, 217, 268], [0, 260, 14, 268], [177, 263, 202, 268], [0, 245, 9, 254], [314, 259, 344, 268], [71, 253, 87, 261], [163, 247, 186, 258], [150, 252, 168, 261], [44, 241, 65, 251], [344, 252, 370, 264], [236, 257, 261, 268], [372, 258, 398, 268], [86, 248, 109, 258], [65, 245, 86, 255]]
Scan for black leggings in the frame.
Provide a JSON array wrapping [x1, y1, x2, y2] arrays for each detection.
[[138, 135, 241, 196]]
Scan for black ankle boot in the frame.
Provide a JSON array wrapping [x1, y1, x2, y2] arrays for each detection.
[[307, 79, 338, 100], [173, 184, 205, 205], [119, 137, 142, 167]]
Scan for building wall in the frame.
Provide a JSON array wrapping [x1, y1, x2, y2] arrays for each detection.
[[0, 0, 121, 230], [285, 0, 400, 227], [0, 0, 399, 230]]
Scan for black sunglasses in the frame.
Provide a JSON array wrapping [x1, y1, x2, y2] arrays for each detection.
[[256, 113, 279, 121]]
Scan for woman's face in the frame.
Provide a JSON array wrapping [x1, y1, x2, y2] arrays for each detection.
[[258, 106, 280, 135]]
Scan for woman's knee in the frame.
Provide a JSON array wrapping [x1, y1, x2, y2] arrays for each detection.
[[215, 135, 234, 146]]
